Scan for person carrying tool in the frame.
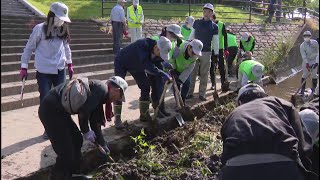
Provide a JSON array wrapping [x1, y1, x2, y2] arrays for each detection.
[[38, 76, 127, 179], [186, 3, 219, 101], [180, 16, 195, 40], [19, 2, 73, 139], [111, 0, 127, 55], [299, 31, 319, 95], [127, 0, 144, 43], [225, 28, 239, 77], [210, 12, 229, 91], [219, 83, 317, 180], [170, 39, 204, 105], [237, 54, 265, 88], [239, 32, 255, 53], [114, 36, 172, 128]]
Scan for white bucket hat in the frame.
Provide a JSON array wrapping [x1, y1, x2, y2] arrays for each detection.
[[50, 2, 71, 23], [252, 64, 264, 78], [157, 36, 172, 61], [186, 16, 195, 27], [190, 39, 203, 56], [299, 109, 319, 144], [133, 0, 139, 5], [107, 76, 128, 102], [241, 32, 250, 42], [166, 24, 183, 38]]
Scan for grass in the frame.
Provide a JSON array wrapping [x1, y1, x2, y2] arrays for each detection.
[[28, 0, 264, 22]]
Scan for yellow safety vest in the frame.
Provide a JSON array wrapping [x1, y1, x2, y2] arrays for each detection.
[[127, 5, 143, 28]]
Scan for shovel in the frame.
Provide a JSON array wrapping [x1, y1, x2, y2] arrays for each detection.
[[212, 63, 219, 102], [94, 141, 115, 163], [290, 70, 312, 106], [153, 80, 171, 121], [20, 77, 26, 107], [172, 76, 195, 123]]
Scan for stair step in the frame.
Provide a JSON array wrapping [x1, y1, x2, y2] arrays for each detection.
[[1, 74, 135, 112], [1, 48, 114, 62], [2, 61, 115, 84], [1, 38, 117, 46], [1, 43, 127, 54], [1, 33, 118, 40], [1, 10, 34, 15], [1, 28, 106, 34], [1, 22, 105, 29]]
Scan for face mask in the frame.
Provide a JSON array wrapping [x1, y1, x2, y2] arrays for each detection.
[[304, 37, 311, 42], [53, 17, 64, 27]]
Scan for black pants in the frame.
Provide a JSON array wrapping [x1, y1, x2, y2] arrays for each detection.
[[219, 161, 305, 180], [210, 49, 226, 85], [38, 91, 83, 177], [227, 46, 238, 74], [112, 21, 124, 55]]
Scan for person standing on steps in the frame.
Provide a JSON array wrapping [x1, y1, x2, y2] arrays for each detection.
[[210, 12, 229, 92], [19, 2, 73, 140], [181, 16, 195, 40], [38, 76, 127, 179], [111, 0, 127, 55], [127, 0, 144, 43], [113, 36, 172, 129], [225, 28, 239, 77], [239, 32, 255, 53], [299, 31, 319, 96], [219, 83, 317, 180], [186, 3, 219, 101]]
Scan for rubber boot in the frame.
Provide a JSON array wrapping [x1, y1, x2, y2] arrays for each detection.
[[312, 79, 318, 93], [300, 78, 306, 95], [139, 101, 152, 122], [159, 102, 171, 117], [114, 105, 125, 130], [152, 101, 165, 118]]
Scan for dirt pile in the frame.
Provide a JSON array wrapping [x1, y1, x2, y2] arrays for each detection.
[[94, 95, 237, 179]]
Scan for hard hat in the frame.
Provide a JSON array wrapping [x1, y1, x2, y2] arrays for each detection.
[[241, 32, 250, 42], [190, 39, 203, 56], [157, 36, 172, 61], [133, 0, 139, 5], [166, 24, 183, 38], [50, 2, 71, 22], [185, 16, 195, 27]]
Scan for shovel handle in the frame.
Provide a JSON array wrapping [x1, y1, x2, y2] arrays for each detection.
[[153, 80, 170, 121], [94, 142, 115, 163], [293, 69, 312, 96], [172, 76, 184, 107]]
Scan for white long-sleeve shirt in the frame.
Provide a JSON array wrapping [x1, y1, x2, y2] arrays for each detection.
[[111, 4, 126, 23], [300, 39, 319, 64], [21, 23, 72, 74]]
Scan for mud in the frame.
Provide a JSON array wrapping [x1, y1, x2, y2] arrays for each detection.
[[94, 95, 237, 180]]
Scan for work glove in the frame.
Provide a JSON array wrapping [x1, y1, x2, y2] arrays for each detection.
[[160, 71, 170, 82], [163, 61, 173, 70], [67, 63, 74, 80], [19, 68, 28, 80], [83, 130, 96, 143], [306, 63, 310, 71], [224, 50, 229, 58], [177, 38, 182, 47], [123, 30, 129, 38], [102, 145, 110, 154], [311, 63, 319, 69]]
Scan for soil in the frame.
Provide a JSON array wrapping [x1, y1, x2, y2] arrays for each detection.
[[94, 95, 237, 180]]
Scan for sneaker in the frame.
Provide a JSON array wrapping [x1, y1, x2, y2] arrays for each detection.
[[199, 96, 206, 101], [43, 131, 49, 140], [186, 94, 194, 99]]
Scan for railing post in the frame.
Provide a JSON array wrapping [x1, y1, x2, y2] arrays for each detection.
[[102, 0, 104, 18], [303, 0, 306, 24], [249, 0, 252, 23], [188, 0, 191, 16]]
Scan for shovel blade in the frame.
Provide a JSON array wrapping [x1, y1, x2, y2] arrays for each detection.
[[177, 106, 194, 121], [175, 113, 184, 126]]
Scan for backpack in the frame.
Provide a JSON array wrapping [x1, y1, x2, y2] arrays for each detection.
[[61, 77, 91, 114]]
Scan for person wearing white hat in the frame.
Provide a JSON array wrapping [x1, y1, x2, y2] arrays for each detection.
[[181, 16, 195, 40], [299, 31, 319, 95], [186, 3, 219, 101], [240, 32, 255, 53], [169, 39, 203, 104], [127, 0, 144, 43], [19, 2, 73, 139], [219, 83, 315, 180], [237, 57, 265, 88], [114, 37, 172, 128], [38, 77, 127, 179], [111, 0, 127, 55]]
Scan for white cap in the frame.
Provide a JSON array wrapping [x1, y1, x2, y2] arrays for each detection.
[[190, 39, 203, 56], [303, 31, 312, 36], [186, 16, 195, 27], [241, 32, 250, 42], [50, 2, 71, 23], [133, 0, 139, 5], [299, 109, 319, 144], [237, 83, 265, 102], [118, 0, 127, 3], [252, 64, 264, 78], [203, 3, 214, 11], [157, 36, 172, 61], [167, 24, 183, 38], [107, 76, 128, 102]]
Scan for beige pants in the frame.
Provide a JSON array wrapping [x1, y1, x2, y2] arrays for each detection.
[[188, 51, 212, 97], [129, 27, 143, 43], [302, 61, 317, 79]]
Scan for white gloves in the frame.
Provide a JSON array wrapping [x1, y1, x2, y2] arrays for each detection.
[[83, 130, 96, 143]]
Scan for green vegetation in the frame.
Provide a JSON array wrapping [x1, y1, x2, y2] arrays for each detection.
[[29, 0, 263, 22]]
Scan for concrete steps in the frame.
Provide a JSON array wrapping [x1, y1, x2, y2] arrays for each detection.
[[1, 14, 132, 112], [1, 0, 35, 17]]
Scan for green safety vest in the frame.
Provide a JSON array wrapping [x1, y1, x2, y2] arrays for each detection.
[[240, 36, 255, 52], [239, 60, 264, 81], [181, 25, 192, 40], [227, 33, 238, 48], [127, 5, 143, 28], [217, 21, 224, 50], [151, 35, 176, 61], [173, 41, 197, 73]]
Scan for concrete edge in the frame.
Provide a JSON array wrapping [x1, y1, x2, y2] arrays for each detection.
[[18, 0, 46, 17]]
